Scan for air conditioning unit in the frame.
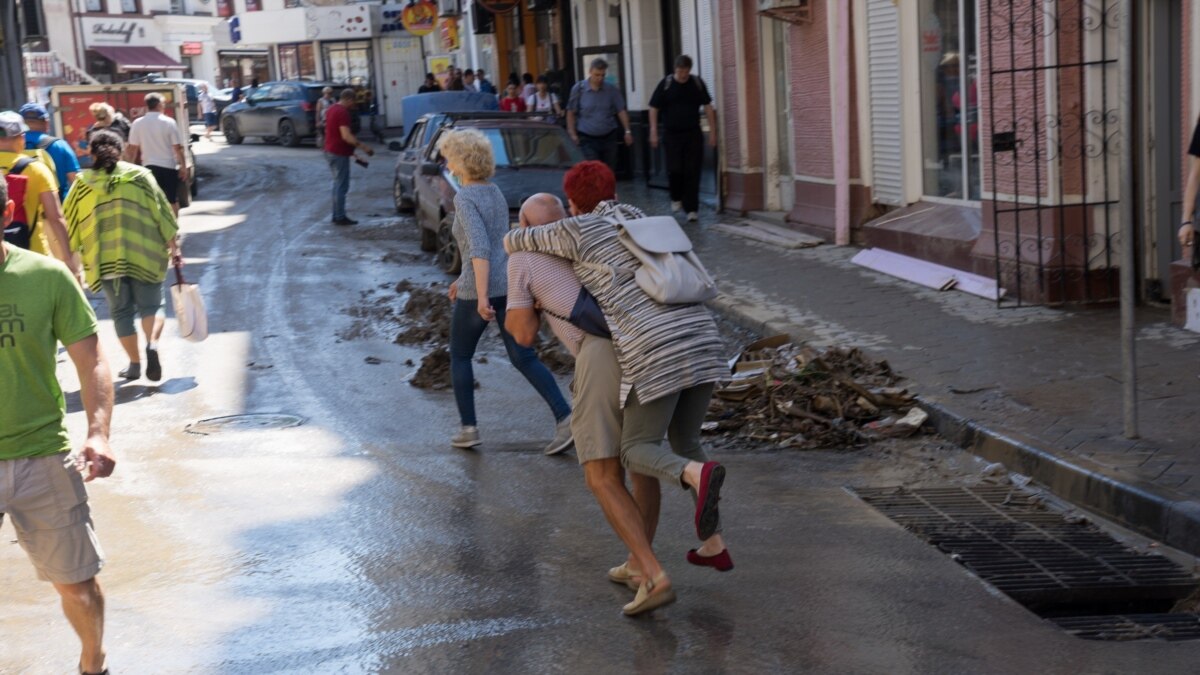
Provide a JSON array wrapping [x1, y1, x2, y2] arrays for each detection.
[[439, 0, 461, 16], [758, 0, 812, 25]]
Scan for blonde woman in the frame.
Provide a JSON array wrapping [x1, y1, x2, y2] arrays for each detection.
[[438, 128, 572, 452], [85, 102, 130, 142]]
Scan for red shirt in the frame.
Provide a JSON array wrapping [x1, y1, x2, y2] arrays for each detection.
[[500, 96, 527, 113], [324, 103, 355, 156]]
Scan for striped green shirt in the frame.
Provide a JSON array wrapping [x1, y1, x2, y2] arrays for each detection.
[[505, 201, 728, 406], [62, 161, 178, 292]]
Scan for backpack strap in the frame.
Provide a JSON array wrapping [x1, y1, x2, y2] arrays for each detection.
[[9, 156, 36, 176], [36, 135, 56, 151]]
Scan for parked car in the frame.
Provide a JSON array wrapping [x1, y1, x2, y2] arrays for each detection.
[[219, 81, 338, 147], [404, 115, 585, 274], [391, 95, 503, 212]]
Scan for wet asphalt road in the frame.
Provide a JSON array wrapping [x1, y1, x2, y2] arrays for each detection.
[[4, 138, 1200, 674]]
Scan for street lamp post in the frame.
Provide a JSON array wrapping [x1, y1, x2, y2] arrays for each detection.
[[1118, 0, 1138, 439]]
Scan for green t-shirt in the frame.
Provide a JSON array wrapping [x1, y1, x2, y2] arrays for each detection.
[[0, 244, 99, 460]]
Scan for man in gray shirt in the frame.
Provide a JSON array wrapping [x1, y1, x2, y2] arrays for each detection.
[[566, 58, 633, 172]]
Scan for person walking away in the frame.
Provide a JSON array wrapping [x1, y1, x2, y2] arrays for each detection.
[[566, 58, 633, 172], [0, 111, 77, 273], [526, 76, 562, 120], [126, 93, 188, 218], [505, 193, 671, 616], [505, 161, 734, 615], [418, 73, 441, 94], [438, 129, 573, 452], [0, 174, 117, 675], [324, 89, 374, 226], [649, 55, 718, 223], [64, 130, 182, 382], [520, 73, 536, 100], [499, 84, 527, 113], [315, 86, 335, 149], [197, 83, 218, 141], [476, 70, 497, 95], [20, 102, 80, 201]]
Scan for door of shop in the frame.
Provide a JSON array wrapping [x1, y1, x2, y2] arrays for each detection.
[[380, 37, 424, 131], [1145, 0, 1183, 301], [984, 0, 1121, 305]]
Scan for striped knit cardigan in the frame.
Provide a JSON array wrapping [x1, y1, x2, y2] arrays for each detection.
[[62, 161, 178, 293], [505, 201, 728, 407]]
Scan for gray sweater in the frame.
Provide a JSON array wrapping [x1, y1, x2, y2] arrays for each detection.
[[452, 183, 510, 301]]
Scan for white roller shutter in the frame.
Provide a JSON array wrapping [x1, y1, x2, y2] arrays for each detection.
[[867, 0, 905, 205], [696, 0, 715, 85]]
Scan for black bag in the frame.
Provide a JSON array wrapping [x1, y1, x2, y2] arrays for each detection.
[[568, 286, 611, 339]]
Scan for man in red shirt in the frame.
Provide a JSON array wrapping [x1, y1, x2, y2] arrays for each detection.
[[324, 89, 374, 226]]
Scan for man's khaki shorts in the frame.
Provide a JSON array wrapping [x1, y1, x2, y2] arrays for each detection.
[[571, 334, 623, 465], [0, 453, 104, 584]]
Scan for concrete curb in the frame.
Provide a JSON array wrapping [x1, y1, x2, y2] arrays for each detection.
[[707, 293, 1200, 557]]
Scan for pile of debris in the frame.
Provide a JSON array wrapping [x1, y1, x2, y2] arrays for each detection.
[[393, 280, 452, 347], [707, 336, 929, 450]]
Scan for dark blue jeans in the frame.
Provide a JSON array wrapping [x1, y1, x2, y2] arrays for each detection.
[[450, 296, 571, 427], [577, 130, 619, 173]]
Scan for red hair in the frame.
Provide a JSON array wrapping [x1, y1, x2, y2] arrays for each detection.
[[563, 161, 616, 214]]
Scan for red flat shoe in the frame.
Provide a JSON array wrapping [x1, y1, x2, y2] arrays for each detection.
[[694, 462, 725, 540], [687, 548, 734, 572]]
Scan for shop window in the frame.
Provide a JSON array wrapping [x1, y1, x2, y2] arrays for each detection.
[[216, 0, 233, 18], [918, 0, 979, 200], [279, 44, 316, 80], [323, 41, 373, 88], [245, 0, 262, 11], [120, 0, 139, 14], [84, 0, 104, 12]]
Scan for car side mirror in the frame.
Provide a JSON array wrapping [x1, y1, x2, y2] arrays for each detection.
[[420, 162, 441, 176], [388, 140, 403, 152]]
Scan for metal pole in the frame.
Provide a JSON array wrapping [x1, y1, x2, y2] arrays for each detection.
[[1118, 0, 1139, 439]]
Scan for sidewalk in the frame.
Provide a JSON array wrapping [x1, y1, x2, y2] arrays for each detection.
[[616, 181, 1200, 556]]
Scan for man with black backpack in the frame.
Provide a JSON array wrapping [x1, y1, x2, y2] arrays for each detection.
[[649, 55, 718, 223], [20, 102, 81, 201], [0, 112, 78, 276]]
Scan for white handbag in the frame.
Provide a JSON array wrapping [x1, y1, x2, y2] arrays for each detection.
[[609, 211, 718, 304], [170, 262, 208, 342]]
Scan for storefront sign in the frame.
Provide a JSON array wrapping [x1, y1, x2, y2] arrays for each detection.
[[306, 4, 373, 39], [429, 55, 454, 88], [440, 17, 459, 51], [81, 17, 160, 47], [401, 0, 438, 36], [181, 41, 204, 56]]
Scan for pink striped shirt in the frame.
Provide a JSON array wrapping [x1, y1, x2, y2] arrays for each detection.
[[507, 251, 586, 355]]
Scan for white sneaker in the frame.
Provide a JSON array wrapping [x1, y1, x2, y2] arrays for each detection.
[[670, 200, 683, 213], [451, 426, 482, 448], [544, 416, 574, 455], [687, 212, 699, 222]]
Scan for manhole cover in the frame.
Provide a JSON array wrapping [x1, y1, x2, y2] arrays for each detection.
[[185, 413, 305, 435]]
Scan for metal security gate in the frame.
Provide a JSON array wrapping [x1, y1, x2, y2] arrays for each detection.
[[985, 0, 1122, 306]]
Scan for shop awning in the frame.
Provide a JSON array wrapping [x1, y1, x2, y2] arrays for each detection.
[[89, 46, 185, 72]]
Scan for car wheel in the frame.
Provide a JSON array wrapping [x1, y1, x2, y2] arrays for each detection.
[[279, 119, 300, 147], [223, 118, 242, 145], [394, 176, 414, 214], [437, 212, 460, 275]]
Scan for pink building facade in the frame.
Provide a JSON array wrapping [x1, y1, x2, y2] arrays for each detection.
[[722, 0, 1198, 308]]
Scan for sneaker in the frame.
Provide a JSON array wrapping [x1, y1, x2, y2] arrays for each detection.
[[686, 212, 699, 222], [451, 426, 481, 448], [670, 200, 683, 213], [332, 217, 358, 226], [544, 415, 574, 455], [145, 346, 162, 382], [118, 362, 141, 380]]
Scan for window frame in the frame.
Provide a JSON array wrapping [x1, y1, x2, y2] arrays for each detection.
[[119, 0, 140, 14]]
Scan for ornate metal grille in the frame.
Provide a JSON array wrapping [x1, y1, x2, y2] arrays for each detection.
[[985, 0, 1122, 306]]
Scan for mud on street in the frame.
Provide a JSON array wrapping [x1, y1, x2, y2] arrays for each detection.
[[3, 138, 1199, 674]]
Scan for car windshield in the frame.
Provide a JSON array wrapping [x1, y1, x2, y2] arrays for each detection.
[[476, 127, 582, 169]]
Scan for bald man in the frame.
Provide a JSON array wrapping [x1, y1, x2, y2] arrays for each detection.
[[506, 193, 665, 595]]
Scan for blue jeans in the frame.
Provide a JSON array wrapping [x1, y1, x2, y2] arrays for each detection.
[[450, 296, 571, 427], [325, 152, 350, 220]]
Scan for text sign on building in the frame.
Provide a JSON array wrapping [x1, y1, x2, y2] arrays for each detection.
[[81, 17, 161, 47], [181, 42, 204, 56]]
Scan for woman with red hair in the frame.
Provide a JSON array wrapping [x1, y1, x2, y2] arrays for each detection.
[[505, 160, 733, 616]]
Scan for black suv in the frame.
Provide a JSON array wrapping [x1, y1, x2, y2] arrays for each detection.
[[219, 81, 337, 147]]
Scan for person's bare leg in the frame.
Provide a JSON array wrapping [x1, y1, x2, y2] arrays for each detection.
[[142, 314, 166, 344], [625, 472, 661, 570], [583, 458, 666, 586], [118, 334, 139, 363], [53, 578, 105, 674]]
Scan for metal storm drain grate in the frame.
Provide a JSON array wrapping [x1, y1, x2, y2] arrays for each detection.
[[855, 486, 1200, 642], [185, 413, 306, 435]]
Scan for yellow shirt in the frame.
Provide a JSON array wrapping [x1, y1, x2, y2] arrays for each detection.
[[21, 147, 57, 177], [0, 151, 61, 256]]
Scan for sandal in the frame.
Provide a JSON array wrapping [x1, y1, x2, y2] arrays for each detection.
[[622, 571, 676, 616], [607, 561, 642, 591]]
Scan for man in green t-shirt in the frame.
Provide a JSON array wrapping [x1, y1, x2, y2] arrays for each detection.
[[0, 176, 116, 675]]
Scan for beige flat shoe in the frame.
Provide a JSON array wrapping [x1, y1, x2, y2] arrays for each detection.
[[622, 572, 676, 616], [607, 561, 642, 591]]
